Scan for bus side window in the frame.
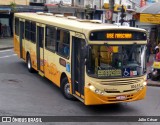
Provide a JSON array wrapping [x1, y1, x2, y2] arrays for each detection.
[[25, 20, 31, 41], [56, 29, 70, 58], [15, 17, 19, 35], [45, 26, 56, 52]]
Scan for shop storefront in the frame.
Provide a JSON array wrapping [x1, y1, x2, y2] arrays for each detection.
[[135, 2, 160, 53], [140, 13, 160, 45], [0, 7, 12, 38]]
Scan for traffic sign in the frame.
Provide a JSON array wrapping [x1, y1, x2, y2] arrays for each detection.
[[106, 10, 112, 20]]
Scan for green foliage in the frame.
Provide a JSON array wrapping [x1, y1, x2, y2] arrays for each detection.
[[10, 2, 17, 12], [85, 4, 91, 9]]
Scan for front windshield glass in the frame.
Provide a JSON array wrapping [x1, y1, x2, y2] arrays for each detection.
[[87, 45, 146, 78]]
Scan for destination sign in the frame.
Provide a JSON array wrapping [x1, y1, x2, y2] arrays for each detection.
[[106, 33, 132, 39], [90, 30, 147, 41], [98, 69, 122, 77]]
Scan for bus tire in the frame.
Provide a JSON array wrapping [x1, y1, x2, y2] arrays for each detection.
[[61, 77, 75, 100], [27, 54, 34, 73]]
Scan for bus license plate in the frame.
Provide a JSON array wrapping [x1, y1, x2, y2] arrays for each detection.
[[131, 83, 141, 89], [116, 95, 126, 100]]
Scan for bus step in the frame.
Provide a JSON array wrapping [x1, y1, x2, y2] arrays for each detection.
[[38, 71, 44, 77], [73, 94, 84, 103]]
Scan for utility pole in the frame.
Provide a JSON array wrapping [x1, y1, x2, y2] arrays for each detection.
[[120, 5, 126, 25], [72, 0, 74, 6], [108, 0, 114, 23]]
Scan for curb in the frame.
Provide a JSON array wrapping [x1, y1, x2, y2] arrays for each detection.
[[147, 83, 160, 87], [0, 47, 13, 51]]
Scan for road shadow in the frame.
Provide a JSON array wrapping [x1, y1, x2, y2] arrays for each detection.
[[85, 103, 134, 115]]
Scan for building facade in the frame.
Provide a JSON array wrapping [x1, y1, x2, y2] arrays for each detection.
[[0, 0, 29, 5], [0, 0, 44, 38], [45, 0, 105, 21]]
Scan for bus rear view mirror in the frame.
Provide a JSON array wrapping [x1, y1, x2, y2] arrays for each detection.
[[81, 45, 88, 59]]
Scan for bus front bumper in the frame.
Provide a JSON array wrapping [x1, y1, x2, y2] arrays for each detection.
[[84, 86, 147, 105]]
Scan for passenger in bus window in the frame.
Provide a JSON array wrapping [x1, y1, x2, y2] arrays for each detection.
[[58, 43, 64, 55], [64, 45, 69, 57], [112, 53, 121, 68]]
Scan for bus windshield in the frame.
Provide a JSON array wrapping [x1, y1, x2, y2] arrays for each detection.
[[87, 45, 146, 78]]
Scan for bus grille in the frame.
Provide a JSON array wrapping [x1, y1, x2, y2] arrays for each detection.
[[105, 89, 135, 93], [100, 78, 144, 86]]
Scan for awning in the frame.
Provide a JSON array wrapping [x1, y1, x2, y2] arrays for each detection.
[[137, 2, 160, 14], [140, 13, 160, 24], [0, 8, 11, 14], [138, 2, 160, 24]]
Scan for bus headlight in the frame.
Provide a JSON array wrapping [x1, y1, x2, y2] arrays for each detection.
[[89, 85, 96, 91], [100, 92, 104, 95], [143, 81, 147, 86], [88, 84, 105, 95], [95, 89, 99, 93]]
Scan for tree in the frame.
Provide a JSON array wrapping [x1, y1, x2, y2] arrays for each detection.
[[10, 2, 17, 12]]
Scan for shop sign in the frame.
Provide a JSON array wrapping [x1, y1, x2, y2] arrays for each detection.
[[114, 4, 126, 12], [140, 14, 160, 24], [103, 3, 109, 9]]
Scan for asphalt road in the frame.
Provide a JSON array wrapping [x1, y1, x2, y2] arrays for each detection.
[[0, 49, 160, 125]]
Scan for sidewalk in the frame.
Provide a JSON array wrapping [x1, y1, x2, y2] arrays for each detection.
[[147, 54, 160, 87], [0, 38, 13, 50], [0, 38, 159, 86]]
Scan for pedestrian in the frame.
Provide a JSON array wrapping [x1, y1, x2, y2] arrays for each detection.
[[146, 40, 151, 62], [154, 43, 160, 53], [155, 45, 160, 61], [154, 43, 160, 59]]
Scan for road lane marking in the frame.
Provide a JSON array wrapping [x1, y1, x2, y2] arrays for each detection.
[[0, 54, 17, 59], [0, 49, 13, 53]]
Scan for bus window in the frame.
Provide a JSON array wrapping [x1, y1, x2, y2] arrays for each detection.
[[87, 45, 146, 78], [15, 18, 19, 35], [25, 21, 36, 43], [30, 22, 36, 43], [56, 29, 70, 58], [25, 20, 31, 41], [45, 26, 56, 52]]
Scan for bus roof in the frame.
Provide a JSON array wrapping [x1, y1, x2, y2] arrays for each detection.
[[15, 13, 146, 34]]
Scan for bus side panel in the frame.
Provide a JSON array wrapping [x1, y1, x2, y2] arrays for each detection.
[[84, 86, 147, 105], [25, 40, 37, 70], [22, 39, 26, 61], [44, 49, 61, 87], [14, 34, 20, 58]]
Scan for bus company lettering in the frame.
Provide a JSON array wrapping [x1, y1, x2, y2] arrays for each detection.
[[106, 33, 132, 39], [98, 69, 122, 77]]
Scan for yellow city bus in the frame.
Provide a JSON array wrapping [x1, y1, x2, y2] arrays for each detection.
[[14, 12, 147, 105]]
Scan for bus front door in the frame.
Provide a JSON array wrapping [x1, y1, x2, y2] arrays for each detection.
[[19, 21, 25, 59], [72, 37, 85, 99], [37, 25, 44, 73]]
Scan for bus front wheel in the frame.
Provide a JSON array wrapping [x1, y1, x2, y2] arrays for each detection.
[[27, 54, 34, 73], [61, 77, 75, 100]]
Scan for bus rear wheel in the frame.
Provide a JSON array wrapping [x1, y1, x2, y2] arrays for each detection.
[[27, 54, 34, 73], [61, 77, 75, 100]]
